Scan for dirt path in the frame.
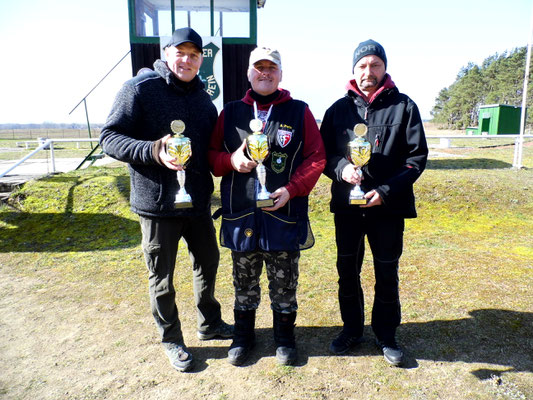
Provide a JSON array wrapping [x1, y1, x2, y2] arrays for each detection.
[[1, 264, 531, 400], [0, 266, 319, 400]]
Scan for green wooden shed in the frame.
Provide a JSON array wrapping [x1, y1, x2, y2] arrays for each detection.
[[475, 104, 521, 135]]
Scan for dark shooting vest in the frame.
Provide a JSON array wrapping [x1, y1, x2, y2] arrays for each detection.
[[219, 99, 314, 252]]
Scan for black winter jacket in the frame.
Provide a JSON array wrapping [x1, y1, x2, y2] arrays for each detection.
[[320, 76, 428, 218], [100, 60, 218, 217]]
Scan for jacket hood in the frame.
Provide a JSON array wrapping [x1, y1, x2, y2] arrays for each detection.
[[346, 73, 395, 104]]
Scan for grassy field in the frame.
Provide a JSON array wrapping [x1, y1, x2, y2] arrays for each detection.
[[0, 139, 531, 399]]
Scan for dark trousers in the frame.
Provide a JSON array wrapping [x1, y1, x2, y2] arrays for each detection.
[[334, 211, 404, 342], [140, 213, 222, 345]]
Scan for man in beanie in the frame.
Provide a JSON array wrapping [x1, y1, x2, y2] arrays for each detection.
[[100, 27, 232, 373], [320, 39, 428, 366], [209, 47, 325, 366]]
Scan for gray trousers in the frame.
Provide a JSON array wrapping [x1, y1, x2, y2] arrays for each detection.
[[231, 250, 300, 313], [140, 214, 222, 345]]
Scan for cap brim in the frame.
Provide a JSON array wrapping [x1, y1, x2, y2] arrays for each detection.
[[166, 40, 202, 51]]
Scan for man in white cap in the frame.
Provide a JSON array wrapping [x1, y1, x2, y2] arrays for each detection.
[[209, 46, 325, 366], [320, 39, 428, 367]]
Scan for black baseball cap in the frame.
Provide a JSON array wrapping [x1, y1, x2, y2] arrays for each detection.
[[165, 27, 203, 51]]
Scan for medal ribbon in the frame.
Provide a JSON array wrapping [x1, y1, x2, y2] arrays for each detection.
[[253, 101, 273, 130]]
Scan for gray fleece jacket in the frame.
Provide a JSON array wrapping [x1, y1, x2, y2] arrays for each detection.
[[100, 59, 218, 217]]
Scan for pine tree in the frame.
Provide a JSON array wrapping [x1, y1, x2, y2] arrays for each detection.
[[431, 47, 531, 129]]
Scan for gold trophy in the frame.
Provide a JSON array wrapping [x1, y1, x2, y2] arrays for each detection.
[[166, 120, 192, 208], [347, 123, 371, 205], [246, 118, 274, 207]]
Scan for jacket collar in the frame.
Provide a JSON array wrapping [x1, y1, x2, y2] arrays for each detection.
[[345, 73, 395, 104], [154, 59, 204, 93], [241, 88, 293, 109]]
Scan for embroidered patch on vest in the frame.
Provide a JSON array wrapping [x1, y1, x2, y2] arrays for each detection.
[[271, 152, 288, 173], [277, 125, 293, 148]]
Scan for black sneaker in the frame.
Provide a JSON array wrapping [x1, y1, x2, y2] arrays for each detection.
[[164, 343, 193, 372], [197, 320, 234, 340], [329, 331, 364, 355], [375, 338, 404, 367]]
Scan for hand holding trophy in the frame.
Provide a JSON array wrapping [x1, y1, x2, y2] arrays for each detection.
[[166, 120, 192, 208], [347, 123, 371, 205], [246, 117, 274, 208]]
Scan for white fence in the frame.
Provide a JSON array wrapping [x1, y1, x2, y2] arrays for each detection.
[[0, 138, 101, 178]]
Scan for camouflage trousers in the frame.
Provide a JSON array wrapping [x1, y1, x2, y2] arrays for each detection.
[[231, 250, 300, 313]]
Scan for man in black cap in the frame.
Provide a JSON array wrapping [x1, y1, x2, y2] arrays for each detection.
[[100, 27, 232, 373], [320, 39, 428, 366]]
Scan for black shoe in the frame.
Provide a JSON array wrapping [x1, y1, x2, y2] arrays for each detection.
[[227, 310, 256, 366], [329, 331, 364, 355], [197, 320, 234, 340], [164, 343, 193, 372], [228, 342, 254, 366], [376, 338, 404, 367], [276, 346, 297, 366], [273, 311, 298, 365]]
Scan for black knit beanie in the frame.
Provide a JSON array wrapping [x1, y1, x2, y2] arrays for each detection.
[[352, 39, 387, 71]]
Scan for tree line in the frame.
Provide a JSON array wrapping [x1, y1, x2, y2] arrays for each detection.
[[431, 46, 531, 130]]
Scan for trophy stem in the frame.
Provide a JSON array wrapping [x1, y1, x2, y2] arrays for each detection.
[[177, 169, 186, 189], [256, 163, 274, 207], [349, 168, 367, 205], [175, 169, 192, 208]]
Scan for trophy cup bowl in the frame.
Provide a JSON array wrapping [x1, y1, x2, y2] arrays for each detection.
[[246, 118, 274, 208], [166, 120, 193, 209], [347, 123, 371, 205]]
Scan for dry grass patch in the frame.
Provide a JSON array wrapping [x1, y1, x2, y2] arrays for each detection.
[[0, 143, 531, 399]]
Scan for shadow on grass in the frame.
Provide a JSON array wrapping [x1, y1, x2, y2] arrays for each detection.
[[426, 158, 512, 169], [188, 309, 532, 377], [0, 212, 140, 252]]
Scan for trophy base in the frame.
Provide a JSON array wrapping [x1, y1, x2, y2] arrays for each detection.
[[174, 201, 192, 209], [257, 198, 275, 208], [349, 197, 368, 205]]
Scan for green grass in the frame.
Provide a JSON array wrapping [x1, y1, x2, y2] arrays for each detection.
[[0, 142, 532, 399]]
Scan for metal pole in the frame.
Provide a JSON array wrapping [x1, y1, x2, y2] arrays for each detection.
[[69, 51, 130, 116], [171, 0, 175, 32], [210, 0, 214, 36], [514, 2, 533, 168], [50, 141, 56, 173], [83, 99, 94, 149]]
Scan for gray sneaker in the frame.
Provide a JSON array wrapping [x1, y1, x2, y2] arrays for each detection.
[[375, 338, 404, 367], [197, 320, 234, 340], [164, 343, 193, 372]]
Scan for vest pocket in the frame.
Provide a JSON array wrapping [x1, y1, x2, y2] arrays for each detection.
[[259, 211, 311, 251], [220, 208, 257, 251]]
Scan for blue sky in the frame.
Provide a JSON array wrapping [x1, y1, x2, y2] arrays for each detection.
[[0, 0, 531, 124]]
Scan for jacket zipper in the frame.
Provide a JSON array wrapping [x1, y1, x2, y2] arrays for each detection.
[[374, 133, 381, 151]]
